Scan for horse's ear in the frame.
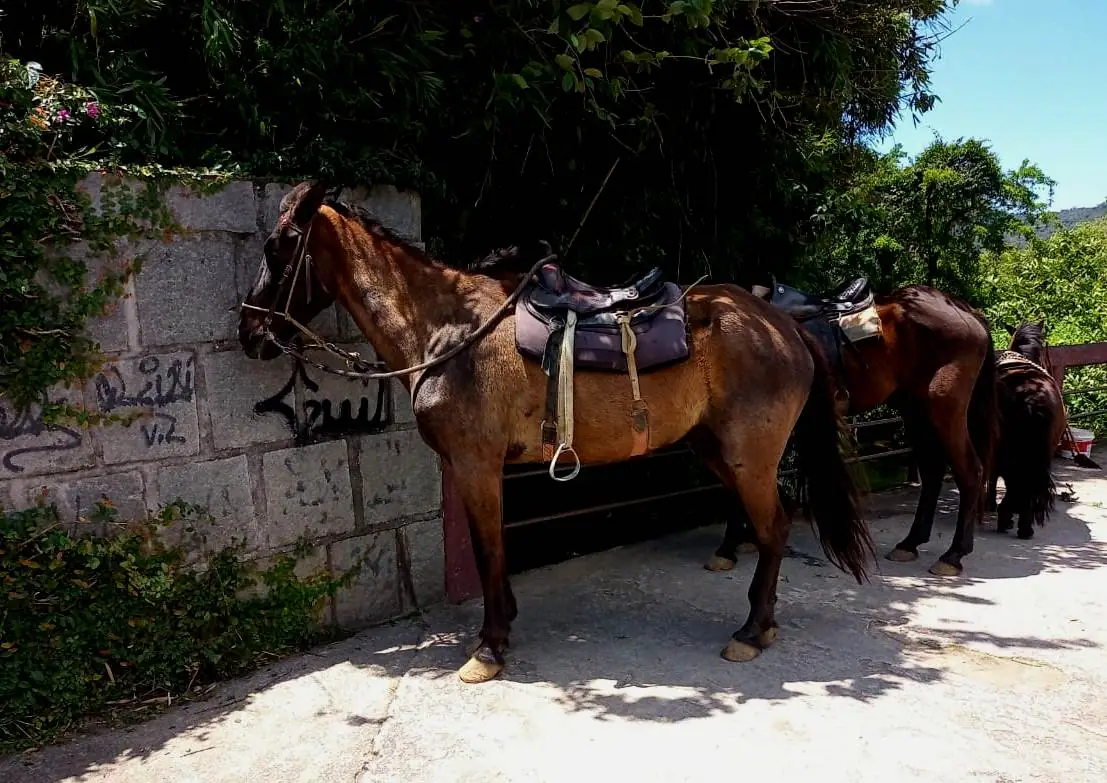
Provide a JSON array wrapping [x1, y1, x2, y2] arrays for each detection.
[[1004, 322, 1016, 335], [1036, 318, 1046, 331], [280, 181, 329, 229]]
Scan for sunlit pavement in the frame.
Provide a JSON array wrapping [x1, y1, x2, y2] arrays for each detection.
[[5, 455, 1107, 783]]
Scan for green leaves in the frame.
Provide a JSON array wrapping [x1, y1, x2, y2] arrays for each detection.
[[567, 3, 592, 21], [0, 500, 347, 754]]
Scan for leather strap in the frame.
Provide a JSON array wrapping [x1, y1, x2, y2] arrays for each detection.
[[549, 311, 581, 481], [618, 314, 650, 456]]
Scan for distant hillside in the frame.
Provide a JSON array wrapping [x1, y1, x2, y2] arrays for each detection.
[[1034, 201, 1107, 239]]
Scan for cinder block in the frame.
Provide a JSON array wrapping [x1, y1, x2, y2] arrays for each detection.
[[263, 440, 356, 550], [261, 182, 295, 232], [134, 233, 240, 345], [27, 471, 148, 536], [202, 350, 297, 450], [338, 185, 422, 239], [400, 516, 445, 609], [89, 352, 199, 464], [358, 429, 441, 525], [0, 383, 94, 479], [156, 455, 260, 556], [299, 349, 387, 441], [238, 546, 329, 602], [331, 531, 400, 627], [166, 180, 257, 233], [58, 240, 138, 355]]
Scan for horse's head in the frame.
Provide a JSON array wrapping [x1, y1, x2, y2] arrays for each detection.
[[1006, 319, 1047, 363], [238, 181, 337, 360]]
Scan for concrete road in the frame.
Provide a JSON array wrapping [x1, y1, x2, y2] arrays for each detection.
[[4, 457, 1107, 783]]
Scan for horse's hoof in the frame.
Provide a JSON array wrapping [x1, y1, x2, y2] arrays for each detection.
[[885, 548, 918, 563], [704, 555, 737, 572], [995, 526, 1011, 535], [928, 560, 962, 577], [458, 655, 504, 684], [721, 639, 761, 663], [1017, 529, 1035, 541], [721, 627, 776, 663]]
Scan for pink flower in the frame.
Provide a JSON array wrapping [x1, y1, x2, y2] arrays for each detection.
[[85, 101, 100, 119], [56, 108, 71, 122]]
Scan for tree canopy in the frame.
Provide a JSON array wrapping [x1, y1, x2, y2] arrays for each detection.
[[4, 0, 955, 281], [799, 138, 1055, 301]]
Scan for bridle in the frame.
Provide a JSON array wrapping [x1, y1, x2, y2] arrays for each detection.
[[238, 214, 556, 382]]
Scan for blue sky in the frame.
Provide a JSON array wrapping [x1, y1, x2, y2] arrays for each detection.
[[877, 0, 1106, 210]]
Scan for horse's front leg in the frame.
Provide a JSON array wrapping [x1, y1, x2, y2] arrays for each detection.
[[453, 462, 513, 683]]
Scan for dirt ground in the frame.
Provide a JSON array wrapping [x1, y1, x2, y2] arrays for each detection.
[[4, 455, 1107, 783]]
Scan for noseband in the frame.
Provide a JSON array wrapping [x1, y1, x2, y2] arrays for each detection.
[[239, 216, 559, 383]]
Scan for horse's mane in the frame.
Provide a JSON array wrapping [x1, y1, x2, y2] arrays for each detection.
[[467, 241, 555, 277], [323, 198, 438, 266], [324, 198, 554, 280]]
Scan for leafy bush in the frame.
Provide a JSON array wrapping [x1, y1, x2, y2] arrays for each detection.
[[0, 500, 350, 754], [984, 217, 1107, 434]]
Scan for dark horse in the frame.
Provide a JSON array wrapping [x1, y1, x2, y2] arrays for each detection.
[[986, 321, 1067, 539], [707, 281, 998, 577], [238, 183, 874, 683]]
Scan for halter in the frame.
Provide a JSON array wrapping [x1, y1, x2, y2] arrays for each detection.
[[238, 215, 558, 382]]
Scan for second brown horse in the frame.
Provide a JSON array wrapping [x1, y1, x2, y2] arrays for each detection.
[[708, 284, 998, 577]]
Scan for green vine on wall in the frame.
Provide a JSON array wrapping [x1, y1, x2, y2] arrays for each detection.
[[0, 57, 228, 414], [0, 499, 354, 755]]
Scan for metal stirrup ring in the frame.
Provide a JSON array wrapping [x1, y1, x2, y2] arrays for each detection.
[[549, 442, 581, 482]]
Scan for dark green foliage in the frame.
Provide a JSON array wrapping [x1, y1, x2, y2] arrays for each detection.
[[4, 1, 954, 283], [0, 500, 350, 754]]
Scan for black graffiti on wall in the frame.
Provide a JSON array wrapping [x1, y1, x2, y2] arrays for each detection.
[[0, 405, 82, 474], [254, 361, 389, 445], [93, 355, 195, 448]]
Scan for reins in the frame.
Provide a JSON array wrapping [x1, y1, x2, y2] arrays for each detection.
[[239, 218, 558, 381]]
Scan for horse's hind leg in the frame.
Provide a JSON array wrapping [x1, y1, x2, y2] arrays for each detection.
[[927, 381, 984, 576], [717, 461, 789, 663], [707, 501, 757, 572], [888, 408, 946, 563], [690, 441, 757, 572]]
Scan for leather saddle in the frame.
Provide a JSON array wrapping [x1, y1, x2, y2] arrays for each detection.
[[514, 259, 693, 479], [527, 264, 666, 315], [517, 262, 689, 373], [766, 276, 874, 321]]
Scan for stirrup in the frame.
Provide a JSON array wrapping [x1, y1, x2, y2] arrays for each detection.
[[549, 442, 581, 482]]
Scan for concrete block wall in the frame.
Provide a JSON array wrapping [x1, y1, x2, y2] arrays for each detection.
[[0, 175, 443, 628]]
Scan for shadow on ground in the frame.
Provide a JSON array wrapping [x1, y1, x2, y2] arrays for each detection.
[[4, 457, 1105, 782]]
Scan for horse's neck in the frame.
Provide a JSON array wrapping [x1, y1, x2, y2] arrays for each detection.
[[338, 236, 472, 382]]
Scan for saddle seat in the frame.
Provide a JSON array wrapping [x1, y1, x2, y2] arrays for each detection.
[[526, 263, 667, 315], [767, 276, 874, 321]]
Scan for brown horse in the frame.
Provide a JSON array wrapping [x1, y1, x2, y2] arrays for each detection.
[[238, 182, 874, 683], [986, 322, 1067, 539], [707, 283, 998, 577]]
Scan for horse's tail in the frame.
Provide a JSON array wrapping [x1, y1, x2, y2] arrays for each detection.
[[969, 326, 1000, 524], [793, 327, 875, 584], [1002, 375, 1062, 527]]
